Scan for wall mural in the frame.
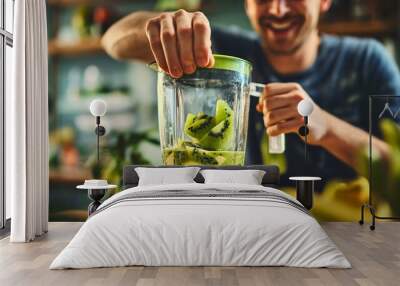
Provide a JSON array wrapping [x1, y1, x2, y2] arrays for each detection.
[[47, 0, 400, 222]]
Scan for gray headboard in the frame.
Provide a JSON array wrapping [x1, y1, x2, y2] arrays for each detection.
[[123, 165, 280, 189]]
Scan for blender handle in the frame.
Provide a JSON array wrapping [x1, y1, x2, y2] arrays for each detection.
[[249, 82, 286, 154], [249, 83, 266, 97]]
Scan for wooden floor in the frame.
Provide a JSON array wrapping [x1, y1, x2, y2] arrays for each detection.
[[0, 222, 399, 286]]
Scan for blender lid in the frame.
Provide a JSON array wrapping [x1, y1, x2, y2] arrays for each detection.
[[212, 54, 252, 76], [148, 54, 252, 76]]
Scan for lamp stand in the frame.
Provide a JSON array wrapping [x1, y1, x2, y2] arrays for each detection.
[[292, 101, 320, 211], [298, 116, 309, 163], [94, 116, 106, 163], [304, 117, 308, 162]]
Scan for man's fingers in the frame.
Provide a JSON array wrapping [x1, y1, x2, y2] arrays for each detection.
[[206, 53, 215, 67], [264, 82, 303, 97], [146, 10, 213, 77], [256, 102, 263, 113], [263, 106, 300, 127], [257, 92, 267, 113], [258, 87, 299, 113], [264, 91, 304, 111], [174, 10, 196, 74], [193, 12, 212, 67], [266, 117, 304, 136], [146, 19, 168, 72], [160, 14, 183, 78]]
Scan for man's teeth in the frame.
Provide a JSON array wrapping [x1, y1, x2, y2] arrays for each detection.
[[270, 21, 293, 30]]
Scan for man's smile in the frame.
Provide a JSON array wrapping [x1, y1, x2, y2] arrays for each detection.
[[260, 16, 304, 38]]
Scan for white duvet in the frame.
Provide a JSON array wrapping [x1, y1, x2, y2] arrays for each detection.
[[50, 183, 351, 269]]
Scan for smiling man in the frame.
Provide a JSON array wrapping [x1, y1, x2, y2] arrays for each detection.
[[102, 0, 400, 185]]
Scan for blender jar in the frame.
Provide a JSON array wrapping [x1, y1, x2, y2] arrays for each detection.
[[155, 55, 252, 166]]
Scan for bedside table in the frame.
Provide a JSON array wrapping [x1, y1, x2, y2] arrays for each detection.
[[77, 180, 117, 216], [289, 177, 321, 210]]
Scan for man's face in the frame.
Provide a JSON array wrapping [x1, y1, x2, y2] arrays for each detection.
[[246, 0, 331, 55]]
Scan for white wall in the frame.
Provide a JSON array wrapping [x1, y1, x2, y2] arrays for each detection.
[[5, 44, 13, 220]]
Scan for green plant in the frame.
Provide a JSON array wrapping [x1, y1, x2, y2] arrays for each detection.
[[86, 130, 160, 191], [357, 119, 400, 216]]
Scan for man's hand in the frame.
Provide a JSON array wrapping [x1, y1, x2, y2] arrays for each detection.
[[256, 83, 330, 145], [145, 9, 214, 78]]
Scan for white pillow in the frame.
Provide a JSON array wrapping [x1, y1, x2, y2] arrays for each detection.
[[135, 167, 200, 186], [200, 169, 266, 185]]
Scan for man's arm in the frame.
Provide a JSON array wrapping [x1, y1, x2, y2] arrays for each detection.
[[317, 111, 389, 167], [101, 9, 214, 78], [101, 11, 159, 62]]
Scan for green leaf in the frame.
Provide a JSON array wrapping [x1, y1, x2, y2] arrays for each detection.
[[381, 119, 400, 150]]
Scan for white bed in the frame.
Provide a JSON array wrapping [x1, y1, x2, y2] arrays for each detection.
[[50, 183, 351, 269]]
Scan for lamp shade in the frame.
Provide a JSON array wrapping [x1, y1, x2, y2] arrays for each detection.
[[89, 99, 107, 117], [297, 99, 314, 117]]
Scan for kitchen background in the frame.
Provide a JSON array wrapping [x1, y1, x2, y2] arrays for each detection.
[[47, 0, 400, 221]]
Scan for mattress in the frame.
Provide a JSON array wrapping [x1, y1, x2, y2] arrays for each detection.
[[50, 183, 351, 269]]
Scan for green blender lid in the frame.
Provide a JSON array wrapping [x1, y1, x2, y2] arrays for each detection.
[[149, 54, 252, 76], [212, 54, 252, 76]]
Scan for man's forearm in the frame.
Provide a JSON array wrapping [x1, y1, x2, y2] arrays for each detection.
[[319, 111, 389, 168], [101, 11, 159, 61]]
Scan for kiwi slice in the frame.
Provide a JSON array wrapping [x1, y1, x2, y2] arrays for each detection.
[[184, 113, 197, 128], [182, 99, 235, 152], [199, 118, 233, 150], [212, 151, 245, 165], [184, 112, 216, 140], [215, 99, 233, 124], [162, 147, 245, 166], [163, 147, 188, 165], [184, 146, 243, 165], [188, 147, 219, 165]]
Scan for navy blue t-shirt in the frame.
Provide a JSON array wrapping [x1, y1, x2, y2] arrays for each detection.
[[211, 26, 400, 186]]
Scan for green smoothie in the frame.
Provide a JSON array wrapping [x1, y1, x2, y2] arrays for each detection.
[[163, 145, 245, 166]]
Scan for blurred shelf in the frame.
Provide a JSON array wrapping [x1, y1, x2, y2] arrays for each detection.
[[47, 0, 93, 5], [59, 93, 135, 115], [47, 21, 397, 57], [319, 20, 397, 36], [50, 167, 92, 184], [47, 0, 129, 7], [47, 0, 140, 7], [48, 38, 104, 56]]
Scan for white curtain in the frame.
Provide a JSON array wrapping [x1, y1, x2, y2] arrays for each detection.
[[8, 0, 49, 242]]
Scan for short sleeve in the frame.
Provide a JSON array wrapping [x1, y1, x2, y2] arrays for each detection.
[[363, 40, 400, 96], [362, 40, 400, 131]]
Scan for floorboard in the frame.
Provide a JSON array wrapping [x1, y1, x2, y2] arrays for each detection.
[[0, 222, 398, 286]]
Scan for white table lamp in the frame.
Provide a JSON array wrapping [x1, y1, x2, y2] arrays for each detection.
[[89, 99, 107, 162], [291, 99, 320, 210], [297, 99, 314, 161]]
